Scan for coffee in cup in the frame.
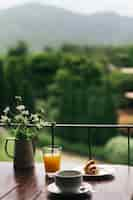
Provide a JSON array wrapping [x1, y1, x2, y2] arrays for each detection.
[[55, 170, 83, 193]]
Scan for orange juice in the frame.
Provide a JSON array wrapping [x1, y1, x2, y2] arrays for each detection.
[[43, 153, 61, 173]]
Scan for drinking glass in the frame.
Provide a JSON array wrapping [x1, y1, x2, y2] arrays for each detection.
[[42, 145, 62, 177]]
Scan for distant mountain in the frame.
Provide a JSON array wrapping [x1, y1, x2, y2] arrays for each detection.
[[0, 3, 133, 52]]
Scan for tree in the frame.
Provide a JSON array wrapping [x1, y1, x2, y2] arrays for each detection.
[[30, 52, 59, 98], [0, 58, 7, 113], [47, 56, 117, 145], [5, 56, 34, 111], [7, 41, 29, 57]]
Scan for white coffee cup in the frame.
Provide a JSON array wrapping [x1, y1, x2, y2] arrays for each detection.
[[55, 170, 83, 193]]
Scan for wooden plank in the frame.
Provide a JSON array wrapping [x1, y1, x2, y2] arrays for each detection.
[[0, 185, 18, 200], [0, 162, 19, 198], [0, 163, 44, 200]]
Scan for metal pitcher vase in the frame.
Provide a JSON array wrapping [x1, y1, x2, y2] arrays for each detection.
[[5, 138, 34, 170]]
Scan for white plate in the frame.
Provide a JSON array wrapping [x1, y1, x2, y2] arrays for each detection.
[[47, 182, 93, 195], [76, 164, 115, 178]]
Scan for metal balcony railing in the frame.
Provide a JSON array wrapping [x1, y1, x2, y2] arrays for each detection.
[[48, 123, 133, 166], [0, 123, 133, 165]]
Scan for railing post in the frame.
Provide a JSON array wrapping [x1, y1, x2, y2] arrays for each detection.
[[88, 128, 92, 160], [51, 122, 56, 151], [128, 127, 130, 166]]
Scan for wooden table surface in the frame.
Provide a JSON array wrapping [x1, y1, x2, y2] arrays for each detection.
[[0, 162, 133, 200]]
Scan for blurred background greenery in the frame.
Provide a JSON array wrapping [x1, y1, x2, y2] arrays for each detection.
[[1, 42, 133, 165]]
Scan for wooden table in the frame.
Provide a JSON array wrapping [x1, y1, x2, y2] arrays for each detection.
[[0, 162, 133, 200]]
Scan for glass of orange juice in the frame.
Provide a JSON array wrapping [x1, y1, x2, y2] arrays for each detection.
[[42, 145, 62, 177]]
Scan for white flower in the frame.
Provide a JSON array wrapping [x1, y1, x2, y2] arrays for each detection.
[[22, 110, 29, 116], [31, 114, 39, 122], [1, 115, 11, 123], [15, 115, 23, 122], [23, 118, 29, 126], [16, 105, 25, 111], [44, 121, 49, 126], [3, 107, 10, 114], [36, 123, 42, 129], [15, 96, 22, 101], [39, 120, 48, 127]]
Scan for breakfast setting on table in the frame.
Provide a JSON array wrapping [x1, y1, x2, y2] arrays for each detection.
[[1, 97, 117, 199], [42, 145, 115, 198]]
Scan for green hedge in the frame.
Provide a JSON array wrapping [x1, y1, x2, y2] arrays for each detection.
[[104, 136, 133, 165]]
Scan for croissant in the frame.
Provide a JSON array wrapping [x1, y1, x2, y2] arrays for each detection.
[[84, 160, 98, 175]]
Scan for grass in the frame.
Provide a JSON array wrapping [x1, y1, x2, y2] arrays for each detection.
[[0, 133, 13, 161], [0, 132, 44, 162]]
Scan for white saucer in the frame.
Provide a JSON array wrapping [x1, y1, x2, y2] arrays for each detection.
[[47, 182, 93, 195], [76, 164, 115, 178]]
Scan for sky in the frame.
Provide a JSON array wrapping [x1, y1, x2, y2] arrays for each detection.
[[0, 0, 132, 16]]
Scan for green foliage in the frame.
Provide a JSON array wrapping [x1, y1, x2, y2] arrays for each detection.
[[1, 42, 133, 154], [36, 130, 105, 159], [47, 57, 117, 145], [0, 96, 47, 140], [110, 71, 133, 108], [5, 54, 34, 111], [110, 71, 133, 92], [56, 85, 117, 145], [0, 58, 7, 113], [104, 136, 133, 165], [30, 52, 59, 98], [7, 41, 28, 57], [37, 131, 62, 147]]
